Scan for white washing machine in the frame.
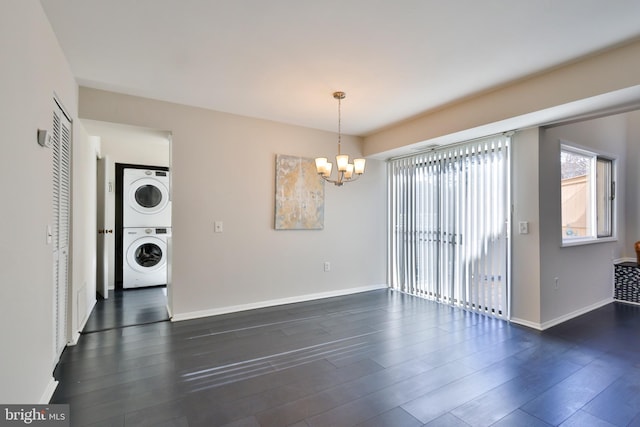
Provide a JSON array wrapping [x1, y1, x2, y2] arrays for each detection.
[[123, 168, 171, 227], [123, 227, 171, 289]]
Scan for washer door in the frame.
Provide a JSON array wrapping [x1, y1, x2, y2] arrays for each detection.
[[127, 236, 167, 273], [128, 177, 169, 215]]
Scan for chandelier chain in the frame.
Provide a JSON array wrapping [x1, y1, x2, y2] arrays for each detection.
[[337, 94, 342, 155]]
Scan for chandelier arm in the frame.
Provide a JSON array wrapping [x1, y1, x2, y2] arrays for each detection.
[[319, 170, 362, 186]]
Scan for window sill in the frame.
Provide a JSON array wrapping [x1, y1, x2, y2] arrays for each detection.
[[562, 236, 617, 248]]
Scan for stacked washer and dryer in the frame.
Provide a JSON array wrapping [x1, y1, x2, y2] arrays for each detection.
[[122, 168, 171, 289]]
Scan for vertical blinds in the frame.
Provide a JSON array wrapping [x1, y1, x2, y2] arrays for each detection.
[[388, 134, 510, 318]]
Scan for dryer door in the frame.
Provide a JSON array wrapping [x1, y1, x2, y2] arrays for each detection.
[[128, 177, 170, 215], [127, 236, 167, 273]]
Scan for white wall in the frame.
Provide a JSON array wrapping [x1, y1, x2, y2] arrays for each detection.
[[83, 119, 170, 168], [0, 0, 78, 403], [538, 114, 628, 326], [78, 88, 387, 319], [70, 122, 98, 342], [510, 128, 542, 326]]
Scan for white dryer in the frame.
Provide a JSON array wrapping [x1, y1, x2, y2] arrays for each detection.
[[123, 168, 171, 227], [123, 227, 171, 289]]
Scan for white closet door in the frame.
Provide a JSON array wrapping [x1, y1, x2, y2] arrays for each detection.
[[52, 100, 71, 360]]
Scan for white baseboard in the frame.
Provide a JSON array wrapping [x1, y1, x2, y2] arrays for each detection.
[[68, 331, 81, 346], [171, 284, 389, 322], [614, 257, 635, 264], [39, 377, 58, 404], [540, 297, 613, 330], [511, 297, 613, 331], [68, 297, 96, 346], [166, 303, 173, 319], [615, 298, 640, 307], [509, 317, 543, 331]]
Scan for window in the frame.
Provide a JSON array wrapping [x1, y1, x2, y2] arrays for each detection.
[[560, 144, 615, 245]]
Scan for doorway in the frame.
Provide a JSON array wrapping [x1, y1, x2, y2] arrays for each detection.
[[83, 120, 172, 332], [115, 162, 170, 290]]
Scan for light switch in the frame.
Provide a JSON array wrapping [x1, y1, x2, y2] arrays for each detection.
[[518, 221, 529, 234], [214, 221, 223, 233]]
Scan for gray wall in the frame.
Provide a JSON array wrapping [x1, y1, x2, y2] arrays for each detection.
[[492, 113, 635, 329], [539, 114, 627, 326], [0, 0, 80, 403], [78, 88, 388, 319], [626, 110, 640, 248]]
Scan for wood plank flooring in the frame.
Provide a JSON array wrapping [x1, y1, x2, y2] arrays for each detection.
[[82, 287, 169, 333], [52, 290, 640, 426]]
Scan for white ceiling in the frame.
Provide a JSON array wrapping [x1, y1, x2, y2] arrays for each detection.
[[40, 0, 640, 136]]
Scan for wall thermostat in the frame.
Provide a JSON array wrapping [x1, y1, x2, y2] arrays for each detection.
[[37, 129, 52, 148]]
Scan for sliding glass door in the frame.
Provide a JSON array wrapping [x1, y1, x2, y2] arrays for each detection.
[[388, 135, 510, 318]]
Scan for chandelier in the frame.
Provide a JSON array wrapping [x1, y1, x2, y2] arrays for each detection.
[[315, 91, 366, 186]]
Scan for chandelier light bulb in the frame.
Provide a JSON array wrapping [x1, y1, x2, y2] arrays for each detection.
[[353, 158, 366, 175], [336, 155, 349, 172]]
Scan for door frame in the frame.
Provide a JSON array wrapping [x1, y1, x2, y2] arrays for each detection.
[[115, 163, 169, 290]]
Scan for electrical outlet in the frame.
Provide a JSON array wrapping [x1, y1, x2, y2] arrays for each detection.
[[214, 221, 223, 233], [324, 262, 331, 272]]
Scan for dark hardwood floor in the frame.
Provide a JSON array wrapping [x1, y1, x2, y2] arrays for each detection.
[[52, 290, 640, 426], [82, 287, 169, 333]]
